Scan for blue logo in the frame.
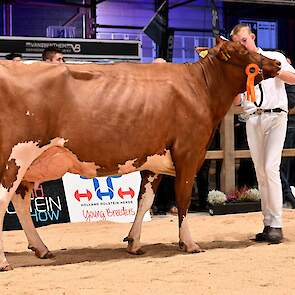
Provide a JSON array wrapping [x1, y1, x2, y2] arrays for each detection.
[[80, 176, 122, 200]]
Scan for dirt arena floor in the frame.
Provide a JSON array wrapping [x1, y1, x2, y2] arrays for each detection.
[[1, 209, 295, 295]]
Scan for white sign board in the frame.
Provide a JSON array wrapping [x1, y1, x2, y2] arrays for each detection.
[[62, 172, 151, 223]]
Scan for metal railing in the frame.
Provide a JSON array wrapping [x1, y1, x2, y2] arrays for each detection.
[[96, 31, 214, 63]]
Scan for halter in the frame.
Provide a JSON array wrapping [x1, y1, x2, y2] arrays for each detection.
[[218, 52, 264, 102], [220, 52, 264, 79], [199, 49, 264, 102]]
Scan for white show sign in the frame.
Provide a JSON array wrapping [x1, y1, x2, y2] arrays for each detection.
[[62, 172, 151, 223]]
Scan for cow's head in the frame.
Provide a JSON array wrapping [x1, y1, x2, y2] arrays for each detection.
[[197, 37, 281, 83]]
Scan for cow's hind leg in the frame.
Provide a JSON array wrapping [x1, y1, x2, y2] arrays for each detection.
[[174, 155, 204, 253], [12, 183, 54, 259], [0, 189, 15, 271], [124, 171, 161, 255], [0, 163, 27, 271]]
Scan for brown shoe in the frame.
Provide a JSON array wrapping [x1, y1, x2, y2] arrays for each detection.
[[268, 227, 283, 244], [255, 226, 270, 242]]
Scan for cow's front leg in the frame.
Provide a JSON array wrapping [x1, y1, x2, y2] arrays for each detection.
[[12, 183, 54, 259], [124, 172, 161, 255], [174, 157, 204, 253], [178, 215, 203, 253]]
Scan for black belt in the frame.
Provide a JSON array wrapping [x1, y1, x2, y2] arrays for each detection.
[[254, 108, 287, 115]]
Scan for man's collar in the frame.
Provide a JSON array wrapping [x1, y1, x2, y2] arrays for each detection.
[[257, 47, 263, 54]]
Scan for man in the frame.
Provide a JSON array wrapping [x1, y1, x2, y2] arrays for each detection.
[[42, 46, 64, 64], [231, 23, 295, 243], [152, 57, 166, 64], [280, 53, 295, 208], [5, 52, 22, 61]]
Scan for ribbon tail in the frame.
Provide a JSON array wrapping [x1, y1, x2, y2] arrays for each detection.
[[250, 76, 256, 102], [246, 76, 256, 102]]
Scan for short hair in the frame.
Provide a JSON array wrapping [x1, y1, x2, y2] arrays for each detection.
[[42, 46, 63, 61], [230, 23, 252, 38], [5, 52, 22, 60]]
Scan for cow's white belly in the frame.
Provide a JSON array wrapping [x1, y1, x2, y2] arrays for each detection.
[[9, 138, 67, 169], [116, 151, 175, 176], [21, 145, 175, 184], [139, 150, 175, 176]]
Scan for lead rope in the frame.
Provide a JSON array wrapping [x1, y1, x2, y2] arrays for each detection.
[[254, 83, 264, 107]]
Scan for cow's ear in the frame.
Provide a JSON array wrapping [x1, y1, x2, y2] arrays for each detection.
[[195, 46, 220, 59], [215, 36, 229, 45], [216, 45, 231, 61], [215, 36, 224, 45]]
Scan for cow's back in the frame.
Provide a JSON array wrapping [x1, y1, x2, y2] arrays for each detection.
[[0, 61, 209, 179]]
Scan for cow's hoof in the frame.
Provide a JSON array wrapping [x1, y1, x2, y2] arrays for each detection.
[[35, 249, 55, 259], [124, 236, 144, 255], [0, 264, 13, 272], [127, 248, 145, 255], [39, 251, 55, 259], [179, 241, 204, 253], [29, 245, 55, 259]]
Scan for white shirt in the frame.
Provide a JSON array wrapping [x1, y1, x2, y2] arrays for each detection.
[[242, 48, 295, 112]]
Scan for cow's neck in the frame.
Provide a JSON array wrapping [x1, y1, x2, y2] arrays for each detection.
[[198, 56, 246, 121]]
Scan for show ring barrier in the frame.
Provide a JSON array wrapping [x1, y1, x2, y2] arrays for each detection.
[[207, 106, 295, 193]]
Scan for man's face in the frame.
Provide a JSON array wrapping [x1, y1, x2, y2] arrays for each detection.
[[50, 53, 64, 64], [231, 27, 257, 52]]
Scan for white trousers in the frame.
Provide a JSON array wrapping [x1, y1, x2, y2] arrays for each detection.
[[246, 112, 287, 228]]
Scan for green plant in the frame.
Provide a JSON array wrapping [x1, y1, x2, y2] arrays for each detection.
[[207, 188, 260, 205], [238, 188, 260, 202], [208, 190, 227, 205]]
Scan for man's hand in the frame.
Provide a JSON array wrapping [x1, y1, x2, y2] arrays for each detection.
[[277, 71, 295, 85], [233, 94, 242, 106]]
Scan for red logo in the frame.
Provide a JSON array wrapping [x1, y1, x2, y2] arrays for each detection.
[[118, 187, 135, 199], [74, 190, 92, 202]]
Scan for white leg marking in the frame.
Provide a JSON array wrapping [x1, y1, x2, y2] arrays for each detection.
[[179, 216, 202, 253], [0, 185, 18, 270], [12, 190, 53, 259], [126, 174, 158, 254], [0, 138, 67, 270]]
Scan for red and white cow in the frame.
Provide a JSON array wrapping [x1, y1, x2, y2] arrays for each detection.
[[0, 37, 281, 270]]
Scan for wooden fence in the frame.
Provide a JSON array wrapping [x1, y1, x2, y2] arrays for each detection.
[[205, 106, 295, 193]]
